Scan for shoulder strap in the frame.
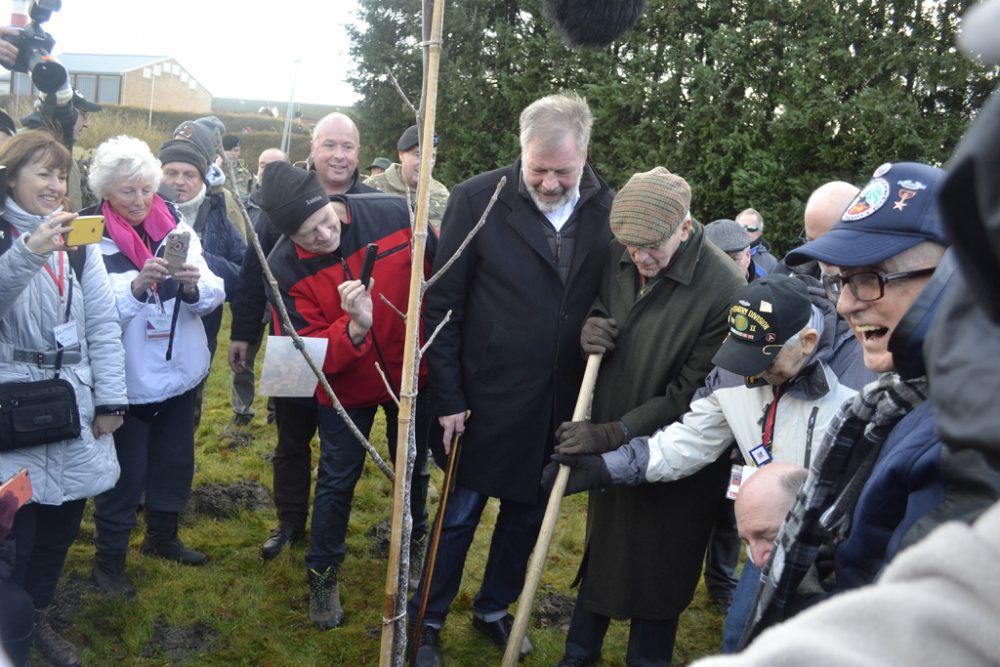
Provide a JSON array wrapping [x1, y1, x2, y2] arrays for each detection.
[[68, 245, 87, 282]]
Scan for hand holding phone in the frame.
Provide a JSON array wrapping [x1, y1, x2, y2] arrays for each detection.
[[65, 215, 105, 247], [359, 243, 378, 289], [162, 231, 191, 276]]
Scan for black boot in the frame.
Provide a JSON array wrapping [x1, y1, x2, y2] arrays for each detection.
[[92, 552, 137, 599], [141, 511, 208, 566], [33, 607, 81, 667]]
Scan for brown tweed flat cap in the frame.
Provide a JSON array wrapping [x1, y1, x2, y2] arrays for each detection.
[[610, 167, 692, 247]]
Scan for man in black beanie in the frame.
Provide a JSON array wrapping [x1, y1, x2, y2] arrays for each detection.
[[228, 116, 378, 564], [257, 162, 434, 630], [158, 138, 246, 429]]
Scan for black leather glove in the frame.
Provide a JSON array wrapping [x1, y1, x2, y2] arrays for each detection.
[[555, 420, 626, 455], [541, 453, 612, 497], [581, 317, 618, 355]]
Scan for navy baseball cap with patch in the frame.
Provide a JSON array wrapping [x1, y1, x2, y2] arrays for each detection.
[[785, 162, 949, 268], [712, 275, 813, 378]]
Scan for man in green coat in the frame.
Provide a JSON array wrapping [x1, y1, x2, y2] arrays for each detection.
[[552, 167, 745, 666]]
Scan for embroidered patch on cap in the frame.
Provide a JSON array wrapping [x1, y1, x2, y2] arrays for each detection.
[[760, 300, 773, 313], [872, 163, 892, 178], [842, 177, 890, 222], [728, 304, 773, 342], [892, 180, 924, 211]]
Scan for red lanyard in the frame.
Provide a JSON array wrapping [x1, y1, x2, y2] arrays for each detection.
[[761, 384, 785, 451]]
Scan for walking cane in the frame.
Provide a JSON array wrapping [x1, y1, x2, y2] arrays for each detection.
[[502, 353, 603, 666], [410, 410, 470, 666]]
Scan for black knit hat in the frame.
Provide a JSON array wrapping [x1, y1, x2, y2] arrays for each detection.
[[222, 134, 240, 151], [259, 161, 329, 237], [158, 139, 208, 180]]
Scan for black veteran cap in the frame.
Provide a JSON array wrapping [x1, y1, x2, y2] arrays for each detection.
[[712, 275, 812, 377], [259, 161, 329, 237], [785, 162, 948, 268]]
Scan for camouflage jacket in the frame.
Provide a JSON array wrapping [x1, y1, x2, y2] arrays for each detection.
[[364, 163, 449, 233]]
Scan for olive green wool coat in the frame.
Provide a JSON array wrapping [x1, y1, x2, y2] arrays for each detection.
[[581, 220, 746, 620]]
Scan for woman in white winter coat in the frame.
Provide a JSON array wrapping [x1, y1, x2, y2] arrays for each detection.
[[84, 136, 224, 600], [0, 129, 127, 667]]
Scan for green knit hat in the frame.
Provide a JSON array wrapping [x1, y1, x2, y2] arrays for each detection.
[[610, 167, 692, 246]]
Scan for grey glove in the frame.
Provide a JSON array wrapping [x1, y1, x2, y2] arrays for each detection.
[[555, 420, 626, 455], [581, 317, 618, 355]]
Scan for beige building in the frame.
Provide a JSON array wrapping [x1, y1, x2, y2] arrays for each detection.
[[1, 53, 212, 113]]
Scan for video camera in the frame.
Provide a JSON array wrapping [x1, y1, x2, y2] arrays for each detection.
[[5, 0, 70, 103]]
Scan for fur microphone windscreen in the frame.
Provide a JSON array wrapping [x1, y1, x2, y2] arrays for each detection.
[[542, 0, 647, 48]]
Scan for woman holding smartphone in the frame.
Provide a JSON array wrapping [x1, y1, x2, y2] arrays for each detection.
[[0, 130, 127, 667], [82, 135, 224, 601]]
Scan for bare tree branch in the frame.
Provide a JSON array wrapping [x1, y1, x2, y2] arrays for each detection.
[[423, 176, 505, 293], [419, 309, 451, 356], [384, 66, 419, 117], [374, 362, 401, 408], [380, 293, 407, 322], [219, 139, 394, 482]]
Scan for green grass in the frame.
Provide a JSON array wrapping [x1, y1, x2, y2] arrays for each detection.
[[54, 308, 728, 665]]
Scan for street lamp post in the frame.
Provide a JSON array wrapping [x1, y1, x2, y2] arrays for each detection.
[[280, 59, 301, 156], [146, 64, 162, 130]]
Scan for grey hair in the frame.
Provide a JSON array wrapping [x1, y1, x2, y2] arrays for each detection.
[[519, 92, 593, 156], [882, 241, 947, 273], [737, 208, 764, 229], [88, 135, 161, 199], [779, 466, 808, 504], [783, 304, 825, 350]]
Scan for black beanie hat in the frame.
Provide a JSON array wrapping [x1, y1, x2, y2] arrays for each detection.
[[158, 139, 208, 180], [259, 161, 329, 237], [222, 134, 240, 151]]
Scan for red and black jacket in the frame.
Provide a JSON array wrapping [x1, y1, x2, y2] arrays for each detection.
[[265, 193, 436, 409]]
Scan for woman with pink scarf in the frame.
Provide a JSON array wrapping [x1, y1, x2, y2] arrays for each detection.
[[82, 135, 224, 600]]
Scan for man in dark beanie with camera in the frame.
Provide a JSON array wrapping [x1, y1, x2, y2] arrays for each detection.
[[157, 139, 246, 429], [257, 161, 434, 630], [544, 166, 745, 667]]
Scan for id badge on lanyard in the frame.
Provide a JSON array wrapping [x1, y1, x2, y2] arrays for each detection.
[[145, 287, 172, 340]]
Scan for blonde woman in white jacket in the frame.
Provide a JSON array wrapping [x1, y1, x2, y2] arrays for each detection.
[[0, 130, 127, 667], [85, 136, 224, 601]]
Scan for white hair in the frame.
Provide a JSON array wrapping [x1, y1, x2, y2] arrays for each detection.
[[783, 304, 825, 350], [88, 135, 162, 199]]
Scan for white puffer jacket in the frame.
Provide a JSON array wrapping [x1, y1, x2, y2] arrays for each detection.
[[99, 219, 224, 404], [0, 217, 127, 505]]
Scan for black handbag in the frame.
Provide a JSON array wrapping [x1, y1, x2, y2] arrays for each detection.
[[0, 377, 81, 450]]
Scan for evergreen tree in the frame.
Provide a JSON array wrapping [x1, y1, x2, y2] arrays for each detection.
[[348, 0, 996, 254]]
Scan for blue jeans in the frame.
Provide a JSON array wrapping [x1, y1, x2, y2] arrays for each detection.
[[407, 483, 546, 628], [722, 559, 761, 653], [305, 398, 430, 572]]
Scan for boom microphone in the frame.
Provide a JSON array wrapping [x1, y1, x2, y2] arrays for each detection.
[[542, 0, 647, 48]]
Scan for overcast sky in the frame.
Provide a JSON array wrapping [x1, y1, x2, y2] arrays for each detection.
[[2, 0, 362, 105]]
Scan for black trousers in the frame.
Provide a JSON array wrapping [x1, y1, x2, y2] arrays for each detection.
[[564, 578, 679, 667], [0, 579, 32, 666], [271, 397, 319, 532], [9, 499, 86, 608]]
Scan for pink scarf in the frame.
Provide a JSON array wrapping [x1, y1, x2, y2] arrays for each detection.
[[102, 195, 177, 270]]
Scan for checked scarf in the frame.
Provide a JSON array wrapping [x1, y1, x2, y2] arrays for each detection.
[[742, 372, 929, 645]]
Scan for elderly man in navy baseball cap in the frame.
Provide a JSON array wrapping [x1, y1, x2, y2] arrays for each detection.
[[784, 161, 948, 373], [740, 161, 955, 642]]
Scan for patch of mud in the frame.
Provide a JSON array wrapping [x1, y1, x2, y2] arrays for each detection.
[[141, 615, 220, 663], [367, 518, 392, 559], [47, 572, 99, 631], [534, 592, 575, 630], [186, 479, 271, 519]]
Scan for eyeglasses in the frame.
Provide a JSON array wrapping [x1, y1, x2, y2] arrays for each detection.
[[742, 225, 761, 233], [822, 267, 936, 302]]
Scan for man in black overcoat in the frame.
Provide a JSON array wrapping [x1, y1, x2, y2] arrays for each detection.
[[408, 92, 614, 665]]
